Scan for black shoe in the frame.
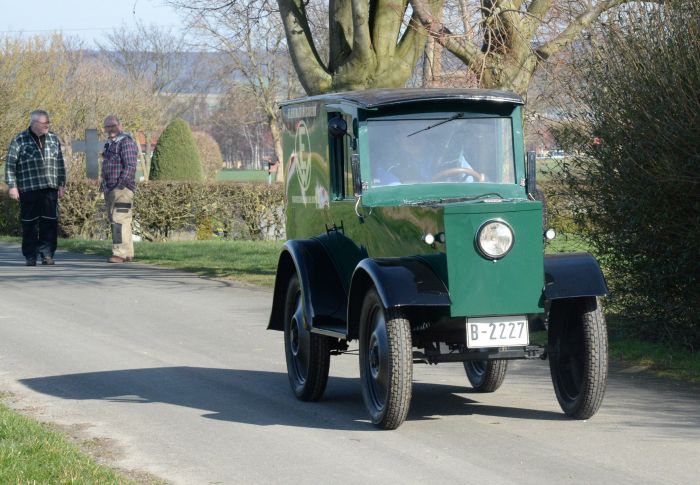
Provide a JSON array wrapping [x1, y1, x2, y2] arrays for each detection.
[[42, 256, 55, 265], [26, 258, 37, 266]]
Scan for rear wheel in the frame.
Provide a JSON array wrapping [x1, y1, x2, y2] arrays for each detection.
[[548, 297, 608, 419], [283, 274, 330, 401], [464, 358, 508, 393], [359, 288, 413, 429]]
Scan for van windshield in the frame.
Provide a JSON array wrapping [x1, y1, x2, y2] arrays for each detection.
[[367, 117, 515, 187]]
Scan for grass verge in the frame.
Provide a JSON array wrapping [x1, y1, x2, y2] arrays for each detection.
[[608, 335, 700, 383], [58, 238, 283, 287], [0, 400, 134, 484], [529, 330, 699, 383]]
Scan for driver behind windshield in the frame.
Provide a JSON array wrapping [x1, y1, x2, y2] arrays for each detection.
[[432, 129, 486, 183], [371, 122, 486, 186]]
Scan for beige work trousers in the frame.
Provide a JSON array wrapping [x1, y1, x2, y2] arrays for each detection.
[[105, 187, 134, 259]]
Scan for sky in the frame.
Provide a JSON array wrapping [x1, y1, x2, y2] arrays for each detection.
[[0, 0, 189, 47]]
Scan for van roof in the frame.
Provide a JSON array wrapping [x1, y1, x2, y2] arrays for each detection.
[[278, 88, 524, 109]]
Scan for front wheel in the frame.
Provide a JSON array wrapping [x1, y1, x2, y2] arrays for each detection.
[[548, 297, 608, 419], [359, 288, 413, 429], [464, 358, 508, 393], [283, 274, 331, 401]]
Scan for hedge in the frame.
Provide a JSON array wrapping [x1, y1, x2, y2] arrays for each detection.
[[0, 181, 285, 241], [549, 3, 700, 350]]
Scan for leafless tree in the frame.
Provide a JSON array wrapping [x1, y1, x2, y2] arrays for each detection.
[[168, 0, 303, 180], [409, 0, 665, 96], [97, 22, 211, 118]]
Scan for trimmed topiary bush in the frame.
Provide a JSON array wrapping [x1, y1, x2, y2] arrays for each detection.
[[192, 131, 224, 181], [150, 118, 204, 181]]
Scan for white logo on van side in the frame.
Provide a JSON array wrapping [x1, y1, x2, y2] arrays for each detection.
[[294, 120, 311, 199]]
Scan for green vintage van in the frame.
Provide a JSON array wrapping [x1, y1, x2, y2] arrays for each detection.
[[268, 89, 608, 429]]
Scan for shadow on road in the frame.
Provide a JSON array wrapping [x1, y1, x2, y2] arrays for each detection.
[[19, 367, 564, 431]]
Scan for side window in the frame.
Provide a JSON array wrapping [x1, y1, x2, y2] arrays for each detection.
[[328, 112, 354, 200], [344, 117, 355, 198]]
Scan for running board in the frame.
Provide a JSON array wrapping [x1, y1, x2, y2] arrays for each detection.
[[310, 325, 346, 339]]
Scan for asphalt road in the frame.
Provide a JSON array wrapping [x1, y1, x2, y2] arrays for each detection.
[[1, 242, 699, 485]]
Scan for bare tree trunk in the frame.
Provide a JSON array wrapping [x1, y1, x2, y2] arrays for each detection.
[[270, 117, 284, 183], [143, 131, 152, 181]]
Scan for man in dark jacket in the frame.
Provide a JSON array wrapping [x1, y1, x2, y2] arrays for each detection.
[[101, 115, 138, 263], [5, 110, 66, 266]]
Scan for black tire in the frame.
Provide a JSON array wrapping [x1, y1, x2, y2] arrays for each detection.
[[464, 357, 508, 393], [359, 288, 413, 430], [283, 274, 331, 401], [548, 297, 608, 419]]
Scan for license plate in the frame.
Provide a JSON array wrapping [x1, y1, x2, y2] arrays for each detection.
[[466, 316, 529, 348]]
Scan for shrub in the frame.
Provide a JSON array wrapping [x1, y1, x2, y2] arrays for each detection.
[[0, 184, 20, 236], [550, 2, 700, 350], [149, 118, 204, 181], [0, 181, 285, 242], [192, 131, 224, 181], [58, 180, 109, 239]]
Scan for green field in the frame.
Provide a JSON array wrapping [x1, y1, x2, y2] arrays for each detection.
[[216, 169, 270, 182]]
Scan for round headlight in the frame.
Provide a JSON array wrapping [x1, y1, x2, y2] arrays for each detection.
[[477, 220, 514, 259]]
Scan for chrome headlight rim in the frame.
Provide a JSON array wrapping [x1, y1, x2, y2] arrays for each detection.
[[475, 219, 515, 260]]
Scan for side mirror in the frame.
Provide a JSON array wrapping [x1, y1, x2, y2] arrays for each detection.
[[526, 151, 537, 196], [351, 154, 362, 196], [328, 117, 347, 138]]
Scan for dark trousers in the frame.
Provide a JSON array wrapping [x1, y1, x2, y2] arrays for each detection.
[[19, 188, 58, 260]]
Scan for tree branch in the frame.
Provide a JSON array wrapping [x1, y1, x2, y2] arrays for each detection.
[[329, 0, 353, 72], [277, 0, 331, 94], [371, 0, 407, 62], [409, 0, 485, 67], [522, 0, 551, 40], [536, 0, 661, 60], [348, 0, 375, 63]]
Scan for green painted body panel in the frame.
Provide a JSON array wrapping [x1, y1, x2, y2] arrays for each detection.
[[305, 202, 446, 293], [443, 200, 544, 316], [282, 101, 333, 240], [280, 92, 542, 319]]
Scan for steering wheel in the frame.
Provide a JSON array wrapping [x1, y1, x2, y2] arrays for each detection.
[[433, 166, 486, 182]]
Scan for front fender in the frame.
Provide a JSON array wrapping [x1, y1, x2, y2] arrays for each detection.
[[346, 257, 451, 340], [267, 239, 346, 331], [544, 252, 609, 300]]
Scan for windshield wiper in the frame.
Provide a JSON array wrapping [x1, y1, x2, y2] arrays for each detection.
[[406, 193, 506, 206], [407, 113, 464, 137]]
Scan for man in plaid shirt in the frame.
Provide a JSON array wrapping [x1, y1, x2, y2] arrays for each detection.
[[5, 109, 66, 266], [101, 115, 138, 263]]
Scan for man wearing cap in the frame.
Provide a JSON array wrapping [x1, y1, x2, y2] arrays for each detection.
[[101, 115, 138, 263]]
